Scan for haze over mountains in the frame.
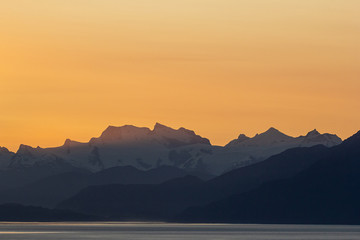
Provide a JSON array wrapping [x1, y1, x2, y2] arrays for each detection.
[[0, 123, 341, 176], [0, 123, 359, 224], [177, 130, 360, 224], [57, 145, 330, 220], [55, 130, 360, 224]]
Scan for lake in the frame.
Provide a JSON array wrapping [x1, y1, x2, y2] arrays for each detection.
[[1, 222, 360, 240]]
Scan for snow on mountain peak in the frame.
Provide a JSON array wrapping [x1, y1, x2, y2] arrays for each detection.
[[300, 130, 342, 147], [0, 124, 346, 175]]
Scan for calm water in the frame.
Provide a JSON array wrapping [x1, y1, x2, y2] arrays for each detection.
[[0, 222, 360, 240]]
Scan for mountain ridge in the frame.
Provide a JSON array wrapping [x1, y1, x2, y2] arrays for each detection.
[[176, 130, 360, 224], [0, 124, 342, 175]]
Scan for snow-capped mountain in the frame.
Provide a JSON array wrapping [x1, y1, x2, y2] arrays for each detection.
[[89, 123, 210, 147], [7, 123, 212, 173], [217, 128, 341, 173], [226, 128, 341, 148], [0, 124, 342, 175], [297, 129, 342, 147], [226, 127, 293, 147]]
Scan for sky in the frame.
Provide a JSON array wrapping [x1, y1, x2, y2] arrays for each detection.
[[0, 0, 359, 151]]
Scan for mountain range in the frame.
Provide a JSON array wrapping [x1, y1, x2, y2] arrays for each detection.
[[56, 144, 329, 220], [177, 130, 360, 224], [56, 130, 360, 224], [0, 123, 341, 176], [0, 165, 209, 208], [1, 123, 356, 224]]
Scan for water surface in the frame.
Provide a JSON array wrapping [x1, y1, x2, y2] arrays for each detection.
[[1, 222, 360, 240]]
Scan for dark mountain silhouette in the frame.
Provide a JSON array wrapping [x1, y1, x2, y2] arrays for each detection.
[[56, 144, 330, 220], [0, 164, 79, 190], [203, 144, 330, 198], [0, 125, 351, 223], [0, 203, 98, 221], [177, 131, 360, 224], [0, 165, 208, 208], [88, 165, 211, 186], [0, 170, 91, 208], [57, 175, 206, 220]]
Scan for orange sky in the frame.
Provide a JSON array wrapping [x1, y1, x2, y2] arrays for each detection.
[[0, 0, 359, 151]]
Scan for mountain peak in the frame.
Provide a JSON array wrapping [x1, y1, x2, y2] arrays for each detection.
[[152, 123, 210, 146], [0, 147, 11, 154], [153, 123, 200, 137], [97, 125, 151, 143], [16, 144, 35, 155], [264, 127, 281, 134], [103, 124, 143, 134], [299, 129, 342, 147], [237, 134, 250, 141], [225, 133, 251, 147], [152, 123, 177, 136], [86, 123, 211, 148], [306, 129, 320, 137], [63, 138, 84, 148], [259, 127, 290, 139], [250, 127, 293, 145], [18, 144, 32, 150], [153, 122, 172, 131], [63, 139, 72, 146]]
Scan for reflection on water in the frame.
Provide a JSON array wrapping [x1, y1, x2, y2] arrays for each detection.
[[0, 222, 360, 240]]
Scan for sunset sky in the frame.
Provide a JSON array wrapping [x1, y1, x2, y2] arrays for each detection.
[[0, 0, 359, 151]]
